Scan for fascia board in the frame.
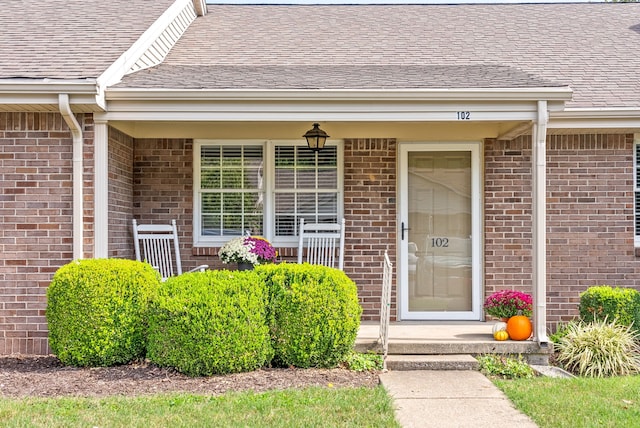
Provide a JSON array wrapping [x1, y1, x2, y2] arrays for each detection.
[[101, 88, 569, 122], [0, 79, 98, 94], [105, 87, 573, 102], [0, 79, 100, 108], [552, 107, 640, 119], [549, 107, 640, 129]]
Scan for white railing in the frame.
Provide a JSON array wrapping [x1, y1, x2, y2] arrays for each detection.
[[379, 250, 393, 370]]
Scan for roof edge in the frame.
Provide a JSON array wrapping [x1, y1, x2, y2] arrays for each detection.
[[0, 79, 98, 94], [549, 107, 640, 130], [96, 0, 200, 107], [105, 87, 574, 102], [553, 107, 640, 119]]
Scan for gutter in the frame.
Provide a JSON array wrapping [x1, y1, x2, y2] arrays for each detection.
[[0, 79, 99, 108], [58, 94, 84, 260], [552, 107, 640, 118]]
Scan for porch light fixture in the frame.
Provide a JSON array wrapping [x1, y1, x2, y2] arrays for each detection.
[[303, 123, 329, 152]]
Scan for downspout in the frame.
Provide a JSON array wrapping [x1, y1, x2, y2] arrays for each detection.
[[532, 100, 549, 344], [58, 94, 84, 260]]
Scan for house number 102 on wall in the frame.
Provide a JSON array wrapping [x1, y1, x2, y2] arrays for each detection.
[[456, 111, 471, 120]]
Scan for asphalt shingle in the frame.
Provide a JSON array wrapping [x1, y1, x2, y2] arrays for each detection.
[[118, 4, 640, 108], [0, 0, 175, 79], [119, 64, 564, 90]]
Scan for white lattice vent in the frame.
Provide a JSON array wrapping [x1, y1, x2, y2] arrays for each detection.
[[127, 2, 197, 74]]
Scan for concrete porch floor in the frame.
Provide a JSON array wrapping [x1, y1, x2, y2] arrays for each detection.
[[357, 321, 499, 343], [355, 321, 551, 365]]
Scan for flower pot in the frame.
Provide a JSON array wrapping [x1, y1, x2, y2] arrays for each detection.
[[237, 262, 254, 271]]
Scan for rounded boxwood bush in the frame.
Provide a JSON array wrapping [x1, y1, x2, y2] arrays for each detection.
[[258, 263, 362, 368], [146, 270, 273, 376], [46, 259, 160, 367], [579, 285, 640, 331]]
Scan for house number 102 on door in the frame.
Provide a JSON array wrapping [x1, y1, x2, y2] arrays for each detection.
[[456, 111, 471, 120], [431, 237, 449, 247]]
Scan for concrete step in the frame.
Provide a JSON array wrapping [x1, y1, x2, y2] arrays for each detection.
[[357, 341, 552, 365], [355, 322, 553, 365], [385, 354, 479, 371]]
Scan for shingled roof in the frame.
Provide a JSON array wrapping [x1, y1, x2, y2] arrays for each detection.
[[0, 0, 175, 80], [117, 3, 640, 109]]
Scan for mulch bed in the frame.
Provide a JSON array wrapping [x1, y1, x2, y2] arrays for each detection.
[[0, 356, 380, 398]]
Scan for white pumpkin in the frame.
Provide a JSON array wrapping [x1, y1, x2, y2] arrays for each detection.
[[492, 321, 508, 335]]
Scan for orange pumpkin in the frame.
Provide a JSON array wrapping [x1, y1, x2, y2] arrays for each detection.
[[506, 315, 532, 341]]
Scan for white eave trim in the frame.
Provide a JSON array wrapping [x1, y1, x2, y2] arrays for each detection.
[[106, 87, 574, 102], [96, 0, 199, 108], [0, 79, 98, 94], [549, 107, 640, 129], [0, 79, 99, 106], [100, 86, 572, 122]]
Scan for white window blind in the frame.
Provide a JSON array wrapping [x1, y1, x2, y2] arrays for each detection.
[[194, 141, 342, 246]]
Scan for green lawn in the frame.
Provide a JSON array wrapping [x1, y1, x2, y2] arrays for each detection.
[[0, 386, 400, 428], [495, 375, 640, 428]]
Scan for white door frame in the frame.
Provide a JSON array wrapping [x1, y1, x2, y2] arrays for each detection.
[[398, 142, 483, 320]]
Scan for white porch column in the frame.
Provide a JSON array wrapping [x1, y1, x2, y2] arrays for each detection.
[[531, 100, 549, 344], [94, 120, 109, 258]]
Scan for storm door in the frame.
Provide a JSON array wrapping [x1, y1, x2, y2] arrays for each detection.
[[399, 143, 481, 320]]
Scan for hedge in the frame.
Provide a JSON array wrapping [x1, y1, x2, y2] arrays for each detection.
[[46, 259, 160, 367]]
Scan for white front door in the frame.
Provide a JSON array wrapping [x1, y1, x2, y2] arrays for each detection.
[[399, 143, 482, 320]]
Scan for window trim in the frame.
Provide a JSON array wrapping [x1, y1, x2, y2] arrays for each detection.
[[193, 139, 343, 248]]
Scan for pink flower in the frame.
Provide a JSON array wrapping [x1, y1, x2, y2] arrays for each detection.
[[483, 290, 532, 319], [218, 236, 277, 265]]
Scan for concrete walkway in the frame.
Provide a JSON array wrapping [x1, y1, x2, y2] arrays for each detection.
[[379, 370, 538, 428]]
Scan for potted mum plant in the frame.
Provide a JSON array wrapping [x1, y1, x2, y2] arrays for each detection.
[[218, 236, 277, 270], [483, 289, 533, 321]]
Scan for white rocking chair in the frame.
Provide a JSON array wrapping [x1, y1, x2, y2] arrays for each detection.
[[297, 218, 345, 271], [132, 219, 208, 281]]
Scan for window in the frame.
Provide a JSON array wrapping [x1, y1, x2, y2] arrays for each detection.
[[194, 140, 342, 246]]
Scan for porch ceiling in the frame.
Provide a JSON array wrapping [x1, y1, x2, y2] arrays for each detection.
[[107, 120, 526, 141]]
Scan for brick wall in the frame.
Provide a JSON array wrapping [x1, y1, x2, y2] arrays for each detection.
[[108, 127, 134, 259], [343, 139, 397, 321], [484, 137, 533, 295], [5, 127, 635, 355], [0, 112, 94, 355], [133, 138, 210, 270], [485, 133, 640, 328]]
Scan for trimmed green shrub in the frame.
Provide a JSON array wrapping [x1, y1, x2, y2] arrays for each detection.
[[555, 318, 640, 377], [258, 263, 362, 368], [146, 270, 273, 376], [579, 286, 640, 331], [46, 259, 160, 367]]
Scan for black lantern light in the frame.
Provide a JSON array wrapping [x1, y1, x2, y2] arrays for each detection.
[[303, 123, 329, 152]]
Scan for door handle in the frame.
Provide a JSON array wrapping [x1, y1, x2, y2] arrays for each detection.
[[401, 222, 410, 240]]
